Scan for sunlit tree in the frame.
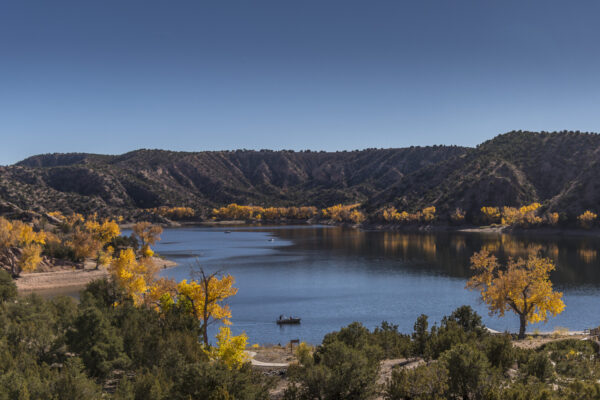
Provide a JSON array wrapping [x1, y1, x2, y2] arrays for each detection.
[[466, 250, 565, 339], [177, 269, 238, 345], [577, 210, 597, 229], [0, 217, 46, 276], [421, 206, 436, 222], [450, 208, 466, 224], [208, 326, 249, 369], [480, 207, 501, 224], [132, 222, 163, 258], [109, 248, 156, 306]]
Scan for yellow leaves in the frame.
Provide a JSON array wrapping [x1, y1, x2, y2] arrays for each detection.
[[132, 222, 163, 256], [85, 218, 120, 243], [208, 326, 248, 369], [18, 243, 43, 272], [577, 210, 597, 229], [349, 209, 366, 224], [47, 211, 65, 221], [481, 207, 501, 224], [96, 246, 114, 268], [147, 206, 195, 219], [483, 203, 543, 227], [450, 208, 466, 224], [0, 217, 45, 274], [109, 248, 154, 306], [380, 206, 436, 224], [145, 277, 177, 312], [546, 212, 559, 226], [212, 204, 318, 221], [141, 245, 154, 258], [466, 250, 565, 335], [67, 228, 99, 261], [422, 206, 436, 222], [13, 222, 46, 246], [177, 275, 238, 325]]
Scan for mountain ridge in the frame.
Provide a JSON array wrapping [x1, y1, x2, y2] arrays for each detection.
[[2, 131, 600, 222]]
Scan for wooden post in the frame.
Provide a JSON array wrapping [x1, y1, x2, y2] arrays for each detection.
[[290, 339, 300, 354]]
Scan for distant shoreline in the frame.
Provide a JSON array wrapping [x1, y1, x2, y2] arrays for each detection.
[[165, 219, 600, 238]]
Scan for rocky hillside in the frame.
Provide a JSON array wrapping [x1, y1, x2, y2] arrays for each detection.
[[1, 131, 599, 221]]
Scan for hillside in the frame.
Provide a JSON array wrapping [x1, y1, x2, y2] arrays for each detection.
[[1, 131, 600, 222]]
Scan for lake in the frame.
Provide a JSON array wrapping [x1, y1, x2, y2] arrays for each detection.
[[151, 225, 600, 345]]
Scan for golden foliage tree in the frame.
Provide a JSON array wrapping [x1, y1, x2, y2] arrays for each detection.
[[209, 326, 249, 369], [450, 208, 466, 224], [577, 210, 597, 229], [177, 269, 238, 345], [67, 227, 99, 261], [148, 206, 195, 220], [0, 217, 46, 276], [500, 203, 542, 227], [466, 250, 565, 339], [421, 206, 436, 222], [212, 204, 317, 221], [545, 212, 559, 226], [349, 209, 366, 224], [132, 222, 163, 258], [380, 206, 435, 224], [109, 248, 157, 306], [480, 207, 501, 224]]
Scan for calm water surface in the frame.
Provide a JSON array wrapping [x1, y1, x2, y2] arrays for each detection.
[[150, 226, 600, 345]]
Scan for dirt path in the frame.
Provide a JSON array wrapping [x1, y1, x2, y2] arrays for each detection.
[[245, 351, 290, 367]]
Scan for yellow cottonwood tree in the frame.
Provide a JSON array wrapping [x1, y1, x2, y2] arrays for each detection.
[[450, 208, 466, 224], [132, 222, 163, 258], [109, 248, 155, 306], [421, 206, 436, 222], [480, 207, 501, 224], [177, 270, 238, 345], [578, 210, 597, 229], [85, 216, 120, 244], [466, 250, 565, 339], [0, 217, 46, 276], [349, 209, 366, 224], [209, 326, 248, 369]]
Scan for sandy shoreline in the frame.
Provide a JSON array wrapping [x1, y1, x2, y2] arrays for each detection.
[[16, 257, 177, 292]]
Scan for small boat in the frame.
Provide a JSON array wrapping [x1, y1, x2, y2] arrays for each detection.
[[276, 315, 301, 325], [268, 238, 275, 242], [224, 231, 231, 234]]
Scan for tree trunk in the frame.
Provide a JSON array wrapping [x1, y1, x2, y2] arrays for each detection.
[[518, 314, 527, 339], [202, 322, 208, 346]]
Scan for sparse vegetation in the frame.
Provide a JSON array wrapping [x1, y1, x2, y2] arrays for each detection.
[[4, 131, 600, 228]]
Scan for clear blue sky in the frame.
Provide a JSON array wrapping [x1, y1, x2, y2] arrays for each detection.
[[1, 1, 599, 165]]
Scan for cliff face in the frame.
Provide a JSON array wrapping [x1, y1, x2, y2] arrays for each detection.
[[2, 131, 600, 219]]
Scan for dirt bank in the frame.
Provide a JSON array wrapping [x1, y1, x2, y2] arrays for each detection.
[[16, 257, 177, 292]]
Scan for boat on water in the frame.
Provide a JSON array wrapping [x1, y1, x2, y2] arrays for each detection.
[[276, 315, 301, 325]]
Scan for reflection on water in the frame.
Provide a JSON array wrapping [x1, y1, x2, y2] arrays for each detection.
[[149, 226, 600, 344]]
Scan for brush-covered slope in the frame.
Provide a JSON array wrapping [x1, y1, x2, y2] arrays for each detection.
[[1, 146, 466, 218], [2, 130, 599, 221], [368, 130, 600, 217]]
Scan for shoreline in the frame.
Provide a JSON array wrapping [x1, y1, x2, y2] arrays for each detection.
[[163, 219, 600, 239], [16, 256, 177, 292]]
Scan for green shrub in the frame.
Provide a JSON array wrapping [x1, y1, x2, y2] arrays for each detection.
[[287, 337, 380, 400], [385, 361, 448, 400], [372, 321, 411, 359], [441, 343, 492, 399], [523, 352, 554, 383], [0, 270, 17, 303]]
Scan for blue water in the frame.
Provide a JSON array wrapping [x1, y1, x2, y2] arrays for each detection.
[[150, 226, 600, 345]]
